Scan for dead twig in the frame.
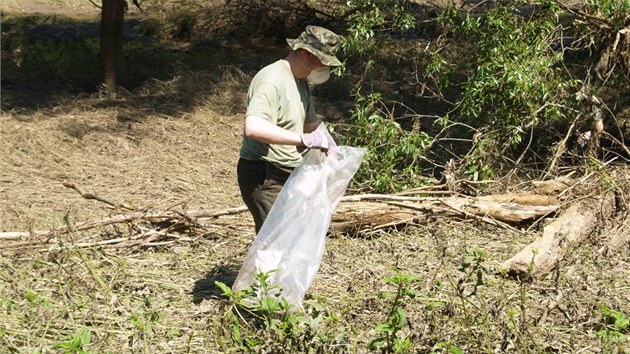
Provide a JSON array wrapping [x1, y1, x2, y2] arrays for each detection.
[[63, 181, 136, 210]]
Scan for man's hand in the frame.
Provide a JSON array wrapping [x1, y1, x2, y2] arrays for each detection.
[[300, 131, 329, 151]]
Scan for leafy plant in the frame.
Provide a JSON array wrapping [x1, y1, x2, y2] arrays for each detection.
[[344, 0, 416, 56], [430, 341, 464, 354], [340, 92, 431, 193], [368, 269, 421, 353], [2, 33, 101, 88], [457, 247, 489, 297], [434, 0, 583, 174], [54, 328, 92, 354], [597, 305, 630, 351], [215, 271, 347, 353], [128, 295, 164, 352]]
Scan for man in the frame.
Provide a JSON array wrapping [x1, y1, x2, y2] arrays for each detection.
[[237, 25, 342, 233]]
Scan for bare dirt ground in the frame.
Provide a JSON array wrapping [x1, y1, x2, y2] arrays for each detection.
[[1, 2, 630, 353]]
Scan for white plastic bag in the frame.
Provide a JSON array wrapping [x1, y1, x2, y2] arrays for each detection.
[[232, 126, 365, 307]]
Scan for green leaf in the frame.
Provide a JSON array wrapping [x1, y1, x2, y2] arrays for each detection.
[[375, 323, 394, 332], [394, 308, 408, 328], [214, 281, 233, 297], [77, 328, 91, 345], [615, 316, 629, 330], [449, 347, 464, 354], [379, 290, 397, 298], [368, 337, 387, 350]]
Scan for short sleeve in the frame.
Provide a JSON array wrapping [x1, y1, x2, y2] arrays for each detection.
[[246, 83, 279, 124]]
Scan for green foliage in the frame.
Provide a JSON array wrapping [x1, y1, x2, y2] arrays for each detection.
[[430, 342, 464, 354], [340, 92, 431, 193], [342, 0, 417, 91], [583, 0, 630, 31], [1, 15, 183, 91], [597, 305, 630, 351], [457, 247, 489, 297], [1, 16, 101, 88], [215, 271, 347, 353], [344, 0, 416, 56], [128, 295, 165, 351], [54, 328, 92, 354], [433, 0, 585, 175], [368, 269, 421, 353], [454, 4, 567, 122]]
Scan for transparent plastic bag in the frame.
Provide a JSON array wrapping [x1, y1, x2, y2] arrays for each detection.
[[232, 126, 365, 308]]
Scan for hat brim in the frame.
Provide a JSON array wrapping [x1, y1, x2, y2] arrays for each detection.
[[287, 39, 342, 67]]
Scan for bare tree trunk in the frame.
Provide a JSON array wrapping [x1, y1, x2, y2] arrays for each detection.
[[100, 0, 126, 90], [500, 191, 616, 279]]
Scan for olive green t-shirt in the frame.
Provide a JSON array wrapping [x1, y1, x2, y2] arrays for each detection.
[[240, 60, 318, 168]]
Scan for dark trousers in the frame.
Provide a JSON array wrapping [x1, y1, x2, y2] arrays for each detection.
[[237, 158, 293, 234]]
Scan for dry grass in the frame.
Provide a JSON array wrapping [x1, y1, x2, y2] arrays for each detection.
[[0, 95, 244, 232]]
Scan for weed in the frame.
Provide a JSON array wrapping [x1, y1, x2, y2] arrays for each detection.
[[430, 341, 464, 354], [457, 247, 489, 297], [128, 295, 165, 353], [54, 328, 92, 354], [596, 305, 630, 353], [215, 271, 348, 353], [368, 269, 421, 354], [454, 246, 495, 352]]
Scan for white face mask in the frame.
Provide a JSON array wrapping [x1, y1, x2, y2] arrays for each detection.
[[306, 66, 330, 85]]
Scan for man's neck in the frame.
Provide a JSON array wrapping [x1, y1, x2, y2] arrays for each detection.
[[284, 50, 310, 79]]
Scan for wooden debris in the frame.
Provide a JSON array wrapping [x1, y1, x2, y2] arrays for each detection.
[[1, 191, 560, 248], [0, 206, 248, 242], [500, 191, 616, 279], [331, 193, 560, 233]]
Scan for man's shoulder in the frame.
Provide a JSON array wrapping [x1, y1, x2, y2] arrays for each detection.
[[255, 60, 291, 81]]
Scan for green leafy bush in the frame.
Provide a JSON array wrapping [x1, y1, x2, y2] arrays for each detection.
[[435, 0, 583, 176], [339, 92, 431, 193]]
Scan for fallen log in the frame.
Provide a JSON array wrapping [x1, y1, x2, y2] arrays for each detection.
[[332, 193, 560, 233], [500, 192, 616, 279]]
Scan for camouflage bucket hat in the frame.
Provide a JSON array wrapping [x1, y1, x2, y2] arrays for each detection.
[[286, 25, 342, 66]]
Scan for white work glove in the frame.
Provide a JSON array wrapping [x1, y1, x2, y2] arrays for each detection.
[[300, 131, 329, 151]]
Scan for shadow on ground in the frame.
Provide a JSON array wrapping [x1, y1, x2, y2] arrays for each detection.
[[192, 262, 240, 304], [0, 9, 355, 123]]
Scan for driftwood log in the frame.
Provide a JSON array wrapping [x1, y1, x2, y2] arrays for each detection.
[[331, 193, 559, 233], [500, 191, 616, 279]]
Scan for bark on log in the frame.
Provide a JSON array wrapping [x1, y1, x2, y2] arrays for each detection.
[[598, 212, 630, 255], [500, 192, 616, 279], [444, 194, 558, 223]]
